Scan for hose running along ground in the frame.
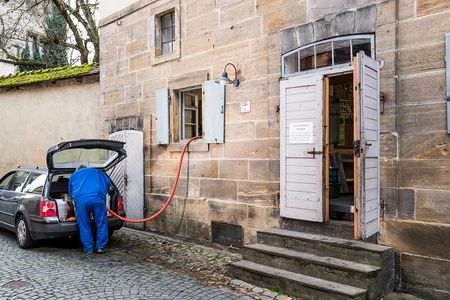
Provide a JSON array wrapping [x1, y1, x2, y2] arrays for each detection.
[[106, 136, 203, 223]]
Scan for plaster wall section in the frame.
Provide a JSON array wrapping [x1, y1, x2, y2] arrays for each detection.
[[0, 82, 100, 174]]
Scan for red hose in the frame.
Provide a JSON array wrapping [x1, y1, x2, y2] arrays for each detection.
[[106, 136, 203, 223]]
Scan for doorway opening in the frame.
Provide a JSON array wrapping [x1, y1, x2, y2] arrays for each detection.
[[326, 73, 355, 222]]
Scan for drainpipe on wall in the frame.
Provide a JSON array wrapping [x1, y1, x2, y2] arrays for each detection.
[[394, 0, 400, 218], [446, 33, 450, 133]]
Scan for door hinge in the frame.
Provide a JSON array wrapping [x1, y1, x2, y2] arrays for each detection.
[[353, 140, 362, 157]]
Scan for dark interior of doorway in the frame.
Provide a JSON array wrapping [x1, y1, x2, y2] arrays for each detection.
[[328, 74, 354, 221]]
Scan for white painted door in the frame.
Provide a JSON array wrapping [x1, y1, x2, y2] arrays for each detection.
[[354, 52, 380, 239], [280, 74, 324, 222], [109, 130, 144, 230]]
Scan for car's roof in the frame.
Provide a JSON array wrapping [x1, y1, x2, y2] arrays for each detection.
[[15, 167, 48, 173]]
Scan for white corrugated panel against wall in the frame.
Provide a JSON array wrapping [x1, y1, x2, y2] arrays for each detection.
[[109, 130, 144, 230]]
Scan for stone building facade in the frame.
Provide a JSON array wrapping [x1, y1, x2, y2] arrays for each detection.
[[99, 0, 450, 298]]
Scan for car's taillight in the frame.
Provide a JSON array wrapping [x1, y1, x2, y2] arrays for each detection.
[[117, 196, 124, 211], [40, 200, 57, 217]]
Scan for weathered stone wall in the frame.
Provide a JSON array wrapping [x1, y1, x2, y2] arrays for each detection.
[[379, 1, 450, 297], [99, 0, 450, 297], [0, 79, 100, 175], [99, 0, 311, 244]]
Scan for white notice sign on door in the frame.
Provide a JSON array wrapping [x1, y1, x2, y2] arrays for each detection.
[[289, 122, 314, 144]]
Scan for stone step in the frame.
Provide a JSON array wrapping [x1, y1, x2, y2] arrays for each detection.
[[228, 260, 367, 300], [243, 243, 380, 289], [281, 218, 355, 240], [257, 228, 394, 266]]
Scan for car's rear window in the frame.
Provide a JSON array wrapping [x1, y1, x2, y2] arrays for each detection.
[[52, 148, 119, 169]]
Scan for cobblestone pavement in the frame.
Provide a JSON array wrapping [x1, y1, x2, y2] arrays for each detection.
[[0, 228, 240, 299], [108, 228, 293, 300]]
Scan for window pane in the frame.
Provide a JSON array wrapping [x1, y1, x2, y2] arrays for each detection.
[[300, 46, 314, 71], [23, 173, 46, 195], [161, 12, 173, 28], [283, 51, 298, 74], [52, 148, 117, 169], [27, 35, 35, 59], [162, 28, 173, 43], [352, 38, 371, 57], [184, 94, 195, 107], [184, 110, 196, 123], [10, 171, 30, 192], [316, 42, 332, 68], [333, 39, 351, 65], [162, 42, 171, 54], [0, 173, 14, 190], [180, 89, 202, 139], [184, 125, 195, 138]]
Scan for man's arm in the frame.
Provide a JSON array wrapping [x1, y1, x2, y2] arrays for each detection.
[[101, 171, 111, 193]]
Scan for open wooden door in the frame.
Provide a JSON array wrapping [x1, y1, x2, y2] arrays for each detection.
[[354, 52, 380, 239], [280, 74, 324, 222]]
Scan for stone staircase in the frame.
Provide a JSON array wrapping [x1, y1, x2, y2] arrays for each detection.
[[228, 228, 395, 299]]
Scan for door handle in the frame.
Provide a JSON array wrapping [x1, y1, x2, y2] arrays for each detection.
[[124, 174, 128, 187], [307, 147, 323, 158]]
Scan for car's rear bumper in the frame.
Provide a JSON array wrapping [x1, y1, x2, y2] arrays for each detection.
[[29, 216, 124, 240]]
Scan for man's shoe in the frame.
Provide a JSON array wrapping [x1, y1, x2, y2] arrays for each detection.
[[96, 248, 106, 254]]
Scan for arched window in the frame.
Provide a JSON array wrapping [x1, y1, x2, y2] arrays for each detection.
[[282, 34, 375, 77]]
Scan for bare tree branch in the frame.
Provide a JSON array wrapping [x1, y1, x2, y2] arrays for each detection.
[[0, 0, 99, 67]]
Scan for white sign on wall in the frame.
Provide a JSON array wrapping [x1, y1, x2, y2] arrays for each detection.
[[289, 122, 314, 144], [240, 100, 251, 113]]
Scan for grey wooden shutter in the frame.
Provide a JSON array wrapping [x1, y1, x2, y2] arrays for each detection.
[[155, 88, 170, 145], [203, 81, 225, 143]]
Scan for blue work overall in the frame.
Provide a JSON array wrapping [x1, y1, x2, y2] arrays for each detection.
[[68, 168, 110, 254]]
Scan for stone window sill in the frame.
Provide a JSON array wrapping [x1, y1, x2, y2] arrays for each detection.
[[168, 140, 209, 152], [152, 48, 180, 66]]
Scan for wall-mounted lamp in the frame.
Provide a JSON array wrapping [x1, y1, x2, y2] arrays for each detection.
[[218, 63, 239, 87]]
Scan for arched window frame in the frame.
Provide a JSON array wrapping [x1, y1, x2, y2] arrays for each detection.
[[281, 34, 375, 77]]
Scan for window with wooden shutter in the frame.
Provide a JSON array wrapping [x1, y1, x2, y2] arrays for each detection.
[[202, 81, 225, 144], [155, 88, 170, 145]]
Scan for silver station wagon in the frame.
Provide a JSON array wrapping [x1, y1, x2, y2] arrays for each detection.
[[0, 139, 127, 248]]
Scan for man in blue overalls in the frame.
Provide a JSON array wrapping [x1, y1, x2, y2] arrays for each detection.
[[69, 165, 110, 254]]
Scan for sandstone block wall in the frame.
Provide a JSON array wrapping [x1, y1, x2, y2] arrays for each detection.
[[99, 0, 450, 297], [98, 0, 307, 243]]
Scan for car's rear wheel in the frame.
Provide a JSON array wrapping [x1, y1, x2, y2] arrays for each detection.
[[16, 216, 35, 249]]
